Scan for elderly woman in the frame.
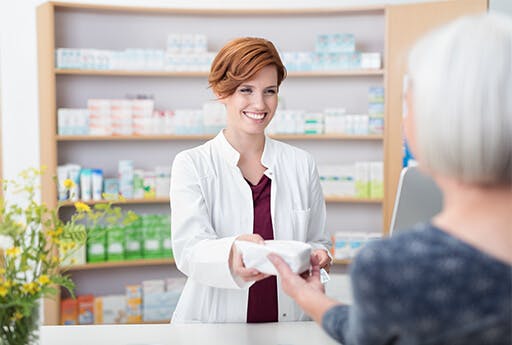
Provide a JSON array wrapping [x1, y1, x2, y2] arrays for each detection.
[[270, 13, 512, 345]]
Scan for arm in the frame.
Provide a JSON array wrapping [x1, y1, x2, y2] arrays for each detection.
[[268, 253, 340, 323], [170, 153, 266, 289], [271, 242, 399, 345]]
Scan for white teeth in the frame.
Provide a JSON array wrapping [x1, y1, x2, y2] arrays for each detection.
[[244, 112, 265, 120]]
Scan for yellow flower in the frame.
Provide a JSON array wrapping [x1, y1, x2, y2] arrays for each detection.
[[0, 285, 7, 297], [21, 282, 39, 295], [4, 280, 13, 288], [63, 179, 75, 189], [70, 258, 77, 265], [55, 227, 63, 236], [74, 202, 91, 213], [6, 247, 21, 257], [37, 275, 50, 285], [0, 268, 5, 274], [12, 311, 24, 321]]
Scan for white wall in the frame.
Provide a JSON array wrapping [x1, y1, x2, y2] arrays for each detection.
[[0, 0, 446, 180]]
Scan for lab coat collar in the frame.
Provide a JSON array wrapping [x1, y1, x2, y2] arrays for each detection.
[[214, 130, 276, 176]]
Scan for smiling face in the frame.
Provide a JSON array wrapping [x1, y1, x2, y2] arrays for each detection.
[[218, 65, 278, 136]]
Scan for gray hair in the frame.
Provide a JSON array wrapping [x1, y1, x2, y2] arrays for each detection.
[[408, 12, 512, 185]]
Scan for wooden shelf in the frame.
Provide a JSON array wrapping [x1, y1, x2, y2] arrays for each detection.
[[332, 259, 351, 265], [56, 134, 383, 142], [60, 196, 381, 206], [55, 68, 384, 77], [324, 196, 382, 204], [64, 257, 351, 271], [62, 258, 175, 272], [59, 197, 170, 206], [51, 3, 386, 15]]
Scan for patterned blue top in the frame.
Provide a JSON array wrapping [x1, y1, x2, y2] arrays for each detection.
[[322, 223, 512, 345]]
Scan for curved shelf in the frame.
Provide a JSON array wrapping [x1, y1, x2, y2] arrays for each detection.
[[60, 197, 382, 207], [59, 197, 170, 207], [56, 134, 383, 141], [55, 68, 384, 77], [324, 196, 383, 204], [332, 259, 351, 265], [64, 257, 351, 272], [62, 258, 175, 272]]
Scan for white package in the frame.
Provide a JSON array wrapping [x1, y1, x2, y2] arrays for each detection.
[[235, 240, 311, 275]]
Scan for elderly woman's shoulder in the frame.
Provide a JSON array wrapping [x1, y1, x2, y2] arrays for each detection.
[[351, 223, 440, 272]]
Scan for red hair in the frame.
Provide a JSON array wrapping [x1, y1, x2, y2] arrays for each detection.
[[209, 37, 287, 97]]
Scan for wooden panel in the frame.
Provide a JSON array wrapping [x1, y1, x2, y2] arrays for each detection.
[[382, 0, 488, 235], [38, 2, 59, 326], [56, 134, 383, 142], [50, 2, 385, 15], [55, 68, 384, 77]]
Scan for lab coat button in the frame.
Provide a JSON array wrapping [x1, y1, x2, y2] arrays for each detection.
[[282, 313, 287, 317]]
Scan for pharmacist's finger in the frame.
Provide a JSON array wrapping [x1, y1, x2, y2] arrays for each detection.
[[237, 233, 265, 245]]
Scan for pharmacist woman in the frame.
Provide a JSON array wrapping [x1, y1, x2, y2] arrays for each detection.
[[170, 37, 331, 323]]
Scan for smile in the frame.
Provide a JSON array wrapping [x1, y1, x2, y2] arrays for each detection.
[[243, 111, 267, 120]]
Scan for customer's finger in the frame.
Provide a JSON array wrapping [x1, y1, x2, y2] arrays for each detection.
[[268, 253, 293, 277]]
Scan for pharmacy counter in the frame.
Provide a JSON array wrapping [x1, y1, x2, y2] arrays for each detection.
[[41, 321, 339, 345]]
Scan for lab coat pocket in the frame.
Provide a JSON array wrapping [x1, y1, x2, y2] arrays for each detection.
[[291, 208, 310, 242]]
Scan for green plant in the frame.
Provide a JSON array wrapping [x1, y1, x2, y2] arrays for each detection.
[[0, 167, 137, 345]]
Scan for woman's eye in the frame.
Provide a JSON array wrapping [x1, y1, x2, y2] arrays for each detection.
[[239, 88, 252, 94], [265, 89, 277, 95]]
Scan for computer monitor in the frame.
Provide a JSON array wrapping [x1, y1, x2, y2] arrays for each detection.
[[389, 166, 444, 235]]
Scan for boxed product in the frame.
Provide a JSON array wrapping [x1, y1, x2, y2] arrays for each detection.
[[87, 227, 106, 263], [107, 226, 125, 261], [142, 216, 162, 258], [60, 298, 78, 325], [355, 162, 370, 198], [370, 161, 384, 199], [77, 295, 95, 325], [94, 295, 127, 324], [126, 284, 143, 323], [124, 221, 143, 260]]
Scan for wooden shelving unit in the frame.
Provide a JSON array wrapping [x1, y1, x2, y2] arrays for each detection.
[[59, 197, 170, 206], [55, 68, 385, 77], [60, 196, 381, 207], [56, 134, 383, 141], [37, 0, 486, 326], [332, 259, 351, 265], [63, 258, 175, 272]]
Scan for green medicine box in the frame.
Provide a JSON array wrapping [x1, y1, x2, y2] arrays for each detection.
[[160, 215, 172, 259], [142, 215, 163, 259], [107, 225, 125, 261], [125, 221, 143, 260], [87, 227, 106, 263]]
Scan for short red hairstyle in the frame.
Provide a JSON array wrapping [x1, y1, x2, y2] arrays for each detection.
[[209, 37, 287, 98]]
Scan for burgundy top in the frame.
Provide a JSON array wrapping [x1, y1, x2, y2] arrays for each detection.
[[246, 174, 278, 323]]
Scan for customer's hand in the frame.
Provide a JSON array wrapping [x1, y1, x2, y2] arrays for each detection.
[[229, 234, 270, 282], [311, 249, 331, 272], [268, 253, 325, 300]]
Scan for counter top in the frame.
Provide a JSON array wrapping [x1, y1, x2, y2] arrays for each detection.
[[41, 321, 339, 345]]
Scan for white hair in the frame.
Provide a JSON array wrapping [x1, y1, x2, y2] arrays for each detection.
[[408, 12, 512, 185]]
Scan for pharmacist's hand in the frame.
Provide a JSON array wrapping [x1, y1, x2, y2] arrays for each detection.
[[229, 234, 270, 282], [268, 253, 325, 300], [311, 249, 331, 273]]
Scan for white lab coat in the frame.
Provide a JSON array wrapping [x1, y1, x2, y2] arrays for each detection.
[[170, 130, 330, 323]]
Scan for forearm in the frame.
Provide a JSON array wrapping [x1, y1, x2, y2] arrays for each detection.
[[294, 288, 341, 324]]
